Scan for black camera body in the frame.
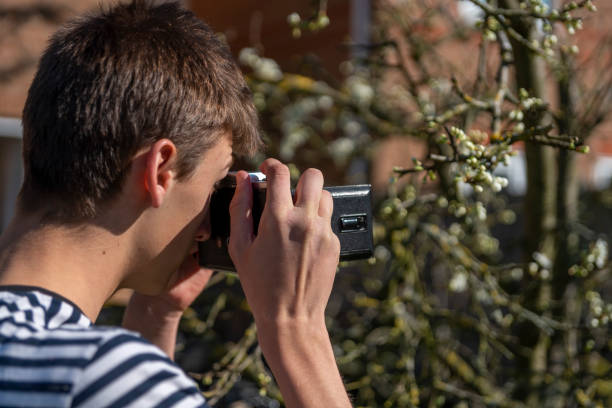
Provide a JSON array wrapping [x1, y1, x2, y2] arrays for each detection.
[[198, 172, 374, 271]]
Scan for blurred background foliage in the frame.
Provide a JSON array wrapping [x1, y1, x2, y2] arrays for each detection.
[[1, 0, 612, 407], [175, 1, 612, 407]]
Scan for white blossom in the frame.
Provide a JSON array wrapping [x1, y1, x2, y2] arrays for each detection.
[[594, 239, 608, 269], [287, 12, 301, 25], [318, 95, 334, 110], [254, 58, 283, 81], [374, 245, 391, 262], [343, 120, 362, 137], [449, 271, 468, 292], [533, 252, 552, 269], [513, 122, 525, 133], [347, 76, 374, 106], [329, 137, 356, 164], [238, 47, 259, 66], [476, 202, 487, 221], [511, 268, 523, 280], [239, 48, 283, 82]]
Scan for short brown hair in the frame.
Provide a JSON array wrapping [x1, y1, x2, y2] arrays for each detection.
[[20, 0, 261, 220]]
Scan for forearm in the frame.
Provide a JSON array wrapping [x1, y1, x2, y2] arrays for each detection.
[[122, 294, 182, 359], [257, 319, 352, 408]]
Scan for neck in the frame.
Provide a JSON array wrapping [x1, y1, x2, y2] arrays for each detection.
[[0, 212, 133, 321]]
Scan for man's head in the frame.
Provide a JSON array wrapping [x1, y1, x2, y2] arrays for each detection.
[[19, 0, 261, 221]]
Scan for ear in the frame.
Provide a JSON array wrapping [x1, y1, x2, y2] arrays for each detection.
[[144, 139, 178, 208]]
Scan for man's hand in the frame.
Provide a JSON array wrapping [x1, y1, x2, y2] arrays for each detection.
[[229, 159, 340, 325], [229, 159, 351, 407], [122, 254, 213, 358], [150, 253, 214, 313]]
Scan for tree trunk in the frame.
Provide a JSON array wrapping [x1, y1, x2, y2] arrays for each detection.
[[499, 1, 558, 404], [553, 54, 579, 304], [552, 53, 582, 403]]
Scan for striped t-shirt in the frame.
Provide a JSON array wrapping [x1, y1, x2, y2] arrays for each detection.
[[0, 286, 210, 407]]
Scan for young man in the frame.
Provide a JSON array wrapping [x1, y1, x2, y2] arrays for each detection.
[[0, 1, 352, 407]]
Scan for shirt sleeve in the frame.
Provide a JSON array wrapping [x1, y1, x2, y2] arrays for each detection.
[[70, 330, 210, 408]]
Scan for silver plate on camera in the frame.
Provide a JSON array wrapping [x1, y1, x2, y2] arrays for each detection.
[[216, 171, 267, 189], [247, 172, 266, 182]]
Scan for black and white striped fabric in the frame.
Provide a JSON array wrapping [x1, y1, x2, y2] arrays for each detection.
[[0, 286, 210, 407]]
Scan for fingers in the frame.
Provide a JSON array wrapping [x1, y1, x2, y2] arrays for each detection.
[[260, 159, 292, 210], [295, 168, 324, 213], [229, 170, 253, 257], [173, 255, 213, 289], [318, 189, 333, 220]]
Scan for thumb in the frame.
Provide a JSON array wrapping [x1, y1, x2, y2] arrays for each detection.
[[229, 171, 254, 262]]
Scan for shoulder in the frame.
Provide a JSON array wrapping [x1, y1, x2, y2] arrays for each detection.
[[71, 326, 209, 408]]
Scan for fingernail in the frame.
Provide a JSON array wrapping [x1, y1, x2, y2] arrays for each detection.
[[238, 171, 248, 187]]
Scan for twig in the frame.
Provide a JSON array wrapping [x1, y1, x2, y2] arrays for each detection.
[[466, 0, 589, 21], [444, 125, 460, 160], [451, 77, 492, 110], [492, 32, 513, 139], [421, 223, 569, 334]]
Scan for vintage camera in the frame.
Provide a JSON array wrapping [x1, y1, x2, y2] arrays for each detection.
[[198, 172, 374, 271]]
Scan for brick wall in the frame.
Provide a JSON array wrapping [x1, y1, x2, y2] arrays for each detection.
[[0, 0, 110, 118], [189, 0, 351, 77]]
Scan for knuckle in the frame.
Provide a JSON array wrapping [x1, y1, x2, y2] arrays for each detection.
[[332, 234, 341, 252], [303, 215, 318, 233], [294, 213, 316, 233], [267, 162, 290, 178], [289, 211, 318, 235], [267, 212, 285, 229], [327, 231, 341, 255], [261, 209, 286, 232], [302, 167, 323, 180], [262, 157, 279, 168]]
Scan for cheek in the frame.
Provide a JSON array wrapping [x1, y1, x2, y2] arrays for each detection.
[[185, 189, 214, 240], [179, 180, 213, 219]]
